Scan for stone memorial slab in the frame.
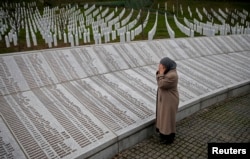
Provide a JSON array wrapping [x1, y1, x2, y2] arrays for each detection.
[[0, 35, 250, 159], [0, 117, 27, 159]]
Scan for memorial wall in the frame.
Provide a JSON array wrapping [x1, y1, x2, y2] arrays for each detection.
[[0, 35, 250, 159]]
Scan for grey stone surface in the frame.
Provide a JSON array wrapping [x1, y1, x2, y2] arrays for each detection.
[[0, 35, 250, 159]]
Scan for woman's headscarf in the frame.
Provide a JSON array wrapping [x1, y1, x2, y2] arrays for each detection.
[[160, 57, 177, 74]]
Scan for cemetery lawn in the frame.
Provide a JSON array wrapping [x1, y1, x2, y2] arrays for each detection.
[[0, 0, 250, 54]]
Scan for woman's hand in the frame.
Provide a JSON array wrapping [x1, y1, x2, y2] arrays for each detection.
[[158, 64, 166, 74]]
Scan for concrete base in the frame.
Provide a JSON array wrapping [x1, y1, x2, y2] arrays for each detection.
[[88, 124, 155, 159], [177, 80, 250, 122]]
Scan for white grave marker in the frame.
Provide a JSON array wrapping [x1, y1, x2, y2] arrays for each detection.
[[5, 35, 10, 48]]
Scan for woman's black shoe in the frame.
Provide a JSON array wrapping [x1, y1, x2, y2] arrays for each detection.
[[160, 139, 174, 145], [159, 133, 175, 145]]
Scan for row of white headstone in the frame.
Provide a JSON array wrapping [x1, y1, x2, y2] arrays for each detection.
[[148, 12, 158, 40], [174, 14, 194, 37], [164, 2, 249, 38], [1, 4, 92, 48], [188, 6, 192, 18], [185, 5, 249, 27], [203, 7, 213, 22], [70, 5, 146, 44], [196, 8, 203, 21], [170, 4, 250, 38], [4, 32, 17, 48], [84, 4, 96, 16], [45, 5, 146, 45], [121, 9, 133, 26], [184, 17, 215, 36], [1, 2, 250, 49], [91, 7, 144, 44], [211, 8, 226, 24], [2, 4, 80, 47], [94, 9, 146, 44], [165, 13, 175, 38], [193, 7, 249, 36], [1, 2, 163, 48]]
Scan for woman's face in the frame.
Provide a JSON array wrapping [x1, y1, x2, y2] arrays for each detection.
[[158, 64, 166, 72], [158, 63, 164, 69]]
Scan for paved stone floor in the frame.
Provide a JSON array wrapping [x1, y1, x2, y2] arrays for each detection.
[[112, 93, 250, 159]]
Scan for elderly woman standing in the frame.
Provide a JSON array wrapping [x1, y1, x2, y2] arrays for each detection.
[[156, 57, 179, 145]]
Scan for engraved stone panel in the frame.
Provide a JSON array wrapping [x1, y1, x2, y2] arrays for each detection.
[[0, 35, 250, 159]]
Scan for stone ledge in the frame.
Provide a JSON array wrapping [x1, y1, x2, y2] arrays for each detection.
[[177, 80, 250, 122]]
